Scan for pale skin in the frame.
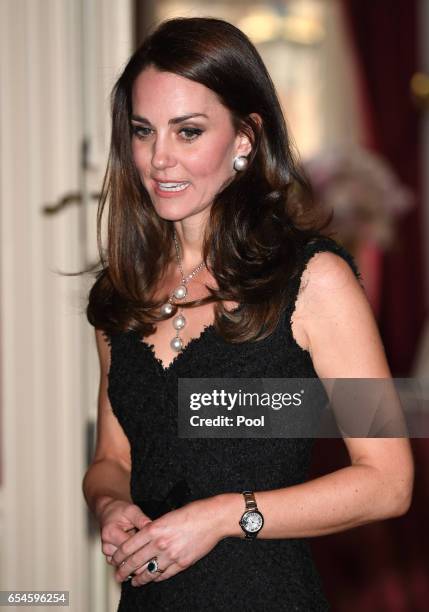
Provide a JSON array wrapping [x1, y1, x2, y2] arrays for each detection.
[[82, 66, 414, 587]]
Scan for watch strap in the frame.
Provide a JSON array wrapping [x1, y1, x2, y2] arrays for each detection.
[[242, 490, 257, 511]]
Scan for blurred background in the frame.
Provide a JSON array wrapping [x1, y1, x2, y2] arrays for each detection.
[[0, 0, 428, 610]]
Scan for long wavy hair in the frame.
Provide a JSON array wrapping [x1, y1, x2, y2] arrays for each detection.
[[87, 16, 328, 342]]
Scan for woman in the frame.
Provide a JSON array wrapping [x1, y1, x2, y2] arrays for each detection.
[[82, 17, 414, 611]]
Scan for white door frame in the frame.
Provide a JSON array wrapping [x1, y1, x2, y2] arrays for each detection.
[[0, 2, 132, 610]]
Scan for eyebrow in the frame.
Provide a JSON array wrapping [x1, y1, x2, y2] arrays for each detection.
[[131, 112, 209, 125]]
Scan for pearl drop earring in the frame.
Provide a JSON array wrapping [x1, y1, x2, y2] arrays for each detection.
[[233, 155, 249, 172]]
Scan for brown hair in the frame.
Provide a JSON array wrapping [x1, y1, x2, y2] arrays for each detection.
[[87, 16, 327, 342]]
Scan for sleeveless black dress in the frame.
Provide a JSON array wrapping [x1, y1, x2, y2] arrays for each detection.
[[105, 237, 360, 611]]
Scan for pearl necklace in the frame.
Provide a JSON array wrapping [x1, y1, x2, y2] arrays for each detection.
[[160, 232, 206, 353]]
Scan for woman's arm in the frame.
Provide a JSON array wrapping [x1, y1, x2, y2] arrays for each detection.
[[216, 251, 414, 538], [215, 440, 412, 539], [82, 329, 133, 519], [82, 330, 151, 562]]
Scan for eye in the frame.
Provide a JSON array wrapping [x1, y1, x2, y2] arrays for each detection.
[[131, 125, 152, 140], [179, 127, 203, 142]]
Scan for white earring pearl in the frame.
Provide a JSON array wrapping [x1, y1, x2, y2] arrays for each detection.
[[233, 155, 249, 172]]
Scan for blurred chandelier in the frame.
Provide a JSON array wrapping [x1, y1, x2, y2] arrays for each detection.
[[237, 7, 325, 45]]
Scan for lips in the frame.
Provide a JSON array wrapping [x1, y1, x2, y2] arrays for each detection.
[[152, 179, 191, 197], [156, 181, 190, 192]]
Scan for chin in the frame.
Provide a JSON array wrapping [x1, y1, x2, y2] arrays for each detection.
[[150, 195, 212, 223], [154, 208, 191, 222]]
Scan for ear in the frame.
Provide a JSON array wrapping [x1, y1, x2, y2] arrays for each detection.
[[234, 112, 262, 157]]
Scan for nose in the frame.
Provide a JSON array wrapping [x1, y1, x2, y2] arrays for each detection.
[[151, 136, 177, 171]]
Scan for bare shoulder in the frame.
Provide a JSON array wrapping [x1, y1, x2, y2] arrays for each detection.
[[291, 251, 363, 350], [296, 250, 360, 296], [291, 251, 388, 378]]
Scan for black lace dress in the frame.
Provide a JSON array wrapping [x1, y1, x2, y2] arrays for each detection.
[[104, 238, 360, 611]]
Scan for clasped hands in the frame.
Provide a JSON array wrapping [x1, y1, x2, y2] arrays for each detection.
[[100, 496, 227, 587]]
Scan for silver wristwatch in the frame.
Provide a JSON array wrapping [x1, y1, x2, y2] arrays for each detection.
[[239, 491, 264, 539]]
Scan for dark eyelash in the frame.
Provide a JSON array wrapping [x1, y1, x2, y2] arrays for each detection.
[[130, 125, 203, 141], [179, 127, 203, 140], [131, 125, 151, 139]]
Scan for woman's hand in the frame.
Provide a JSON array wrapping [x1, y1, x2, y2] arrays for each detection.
[[98, 499, 152, 566], [112, 495, 229, 587]]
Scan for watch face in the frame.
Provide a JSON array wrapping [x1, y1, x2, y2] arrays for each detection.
[[242, 511, 263, 533]]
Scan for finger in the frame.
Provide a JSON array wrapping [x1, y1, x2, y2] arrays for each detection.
[[103, 524, 142, 563], [114, 544, 154, 582], [112, 526, 153, 570], [126, 552, 163, 578], [123, 504, 152, 530], [102, 543, 118, 557], [131, 557, 174, 587], [115, 557, 135, 582], [115, 540, 163, 583], [134, 515, 152, 530], [116, 556, 149, 583], [102, 524, 134, 551]]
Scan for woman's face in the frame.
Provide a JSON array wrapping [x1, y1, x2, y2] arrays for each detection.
[[130, 66, 251, 224]]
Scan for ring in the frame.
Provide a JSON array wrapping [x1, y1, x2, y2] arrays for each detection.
[[147, 556, 165, 574]]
